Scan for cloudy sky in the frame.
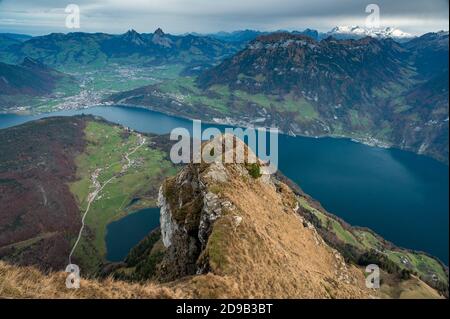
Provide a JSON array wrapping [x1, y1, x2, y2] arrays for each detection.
[[0, 0, 448, 35]]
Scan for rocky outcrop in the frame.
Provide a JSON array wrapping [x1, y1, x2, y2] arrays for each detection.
[[155, 134, 371, 298], [156, 157, 234, 281]]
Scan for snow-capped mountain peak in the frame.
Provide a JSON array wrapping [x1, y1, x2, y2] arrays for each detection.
[[327, 25, 413, 40]]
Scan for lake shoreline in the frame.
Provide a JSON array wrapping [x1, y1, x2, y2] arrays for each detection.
[[4, 102, 444, 166], [1, 105, 448, 263], [107, 103, 449, 167]]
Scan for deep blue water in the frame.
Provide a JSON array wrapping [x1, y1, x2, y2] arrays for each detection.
[[105, 208, 160, 262], [1, 105, 448, 264]]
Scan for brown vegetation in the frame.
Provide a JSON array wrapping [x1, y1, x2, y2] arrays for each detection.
[[0, 117, 86, 270]]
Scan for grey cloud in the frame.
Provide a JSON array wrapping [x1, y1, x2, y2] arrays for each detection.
[[0, 0, 448, 35]]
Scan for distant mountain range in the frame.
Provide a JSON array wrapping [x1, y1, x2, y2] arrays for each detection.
[[0, 29, 240, 67], [0, 34, 25, 53], [198, 26, 414, 44], [0, 33, 33, 43], [200, 28, 320, 43], [111, 31, 448, 163], [0, 26, 418, 68]]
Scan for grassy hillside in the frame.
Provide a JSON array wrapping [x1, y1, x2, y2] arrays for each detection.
[[0, 261, 183, 299], [0, 59, 79, 112], [110, 69, 449, 163], [109, 76, 322, 129], [68, 121, 178, 272], [0, 116, 178, 274], [297, 195, 449, 296], [0, 61, 185, 114], [0, 258, 443, 299]]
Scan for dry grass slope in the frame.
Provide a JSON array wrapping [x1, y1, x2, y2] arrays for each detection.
[[0, 261, 248, 299], [199, 165, 370, 298], [0, 261, 183, 299]]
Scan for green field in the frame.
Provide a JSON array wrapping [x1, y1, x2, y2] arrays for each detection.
[[1, 63, 186, 114], [69, 121, 177, 272], [72, 63, 185, 93], [154, 76, 321, 120], [385, 250, 448, 284], [298, 196, 448, 290]]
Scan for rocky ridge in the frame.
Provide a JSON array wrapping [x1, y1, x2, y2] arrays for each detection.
[[154, 134, 370, 298]]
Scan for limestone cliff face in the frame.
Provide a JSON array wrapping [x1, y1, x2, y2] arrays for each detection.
[[156, 134, 370, 298]]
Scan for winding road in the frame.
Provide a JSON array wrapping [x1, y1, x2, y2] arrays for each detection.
[[68, 134, 146, 265]]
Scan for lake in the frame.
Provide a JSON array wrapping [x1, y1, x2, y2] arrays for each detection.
[[1, 105, 448, 264], [105, 207, 161, 262]]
